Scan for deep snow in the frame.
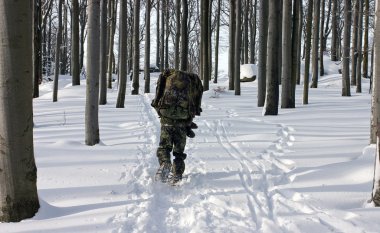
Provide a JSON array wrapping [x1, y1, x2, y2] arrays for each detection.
[[1, 55, 380, 232]]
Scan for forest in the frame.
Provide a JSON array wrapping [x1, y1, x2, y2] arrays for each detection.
[[1, 0, 380, 232]]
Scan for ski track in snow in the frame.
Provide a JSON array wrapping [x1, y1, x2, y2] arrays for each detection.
[[106, 90, 369, 233]]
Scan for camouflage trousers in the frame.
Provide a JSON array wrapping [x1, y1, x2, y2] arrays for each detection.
[[157, 118, 188, 176]]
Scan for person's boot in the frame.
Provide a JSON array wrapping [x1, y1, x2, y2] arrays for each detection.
[[170, 158, 185, 185], [186, 127, 195, 138], [155, 161, 172, 183]]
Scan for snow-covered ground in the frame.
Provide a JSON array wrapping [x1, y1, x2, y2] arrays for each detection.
[[1, 56, 380, 233]]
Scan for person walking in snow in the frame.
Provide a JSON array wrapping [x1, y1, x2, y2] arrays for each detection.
[[151, 69, 203, 185]]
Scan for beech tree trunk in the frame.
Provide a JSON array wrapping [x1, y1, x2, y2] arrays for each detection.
[[0, 0, 40, 222], [371, 0, 380, 205], [257, 0, 268, 107], [281, 0, 293, 108], [175, 0, 181, 70], [201, 0, 210, 91], [250, 0, 257, 64], [319, 0, 325, 76], [244, 0, 249, 64], [363, 0, 369, 78], [311, 0, 320, 88], [107, 0, 116, 89], [180, 0, 189, 71], [264, 0, 281, 115], [99, 0, 108, 105], [356, 0, 363, 93], [33, 0, 42, 98], [303, 0, 313, 104], [342, 0, 352, 96], [214, 0, 221, 83], [156, 0, 160, 68], [132, 0, 140, 95], [116, 0, 128, 107], [144, 0, 151, 93], [228, 0, 236, 90], [351, 0, 359, 86], [53, 0, 63, 102], [160, 0, 165, 72], [235, 0, 242, 95], [331, 0, 339, 61], [72, 0, 80, 86], [85, 0, 101, 146]]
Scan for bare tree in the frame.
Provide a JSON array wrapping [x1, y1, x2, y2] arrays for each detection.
[[107, 0, 116, 89], [85, 0, 101, 146], [281, 0, 293, 108], [201, 0, 210, 91], [228, 0, 236, 90], [53, 0, 64, 102], [116, 0, 128, 107], [370, 0, 380, 205], [160, 0, 165, 71], [132, 0, 141, 95], [250, 0, 257, 64], [363, 0, 370, 78], [319, 0, 325, 76], [213, 0, 221, 83], [257, 0, 268, 107], [180, 0, 189, 71], [311, 0, 320, 88], [33, 0, 42, 98], [156, 0, 160, 68], [99, 0, 108, 105], [0, 0, 40, 222], [303, 0, 313, 104], [351, 0, 359, 86], [264, 0, 281, 115], [342, 0, 352, 96], [356, 0, 363, 93], [235, 0, 242, 95], [331, 0, 339, 61], [145, 0, 152, 93], [175, 0, 181, 69], [72, 0, 81, 86]]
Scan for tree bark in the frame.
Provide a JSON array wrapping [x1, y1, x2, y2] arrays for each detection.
[[281, 0, 293, 108], [144, 0, 151, 93], [53, 0, 64, 102], [351, 0, 359, 86], [264, 0, 281, 115], [319, 0, 325, 76], [257, 0, 268, 107], [303, 0, 313, 104], [132, 0, 140, 94], [116, 0, 128, 106], [214, 0, 221, 83], [250, 0, 257, 64], [371, 0, 380, 204], [228, 0, 236, 90], [311, 0, 320, 88], [107, 0, 116, 89], [165, 1, 169, 69], [296, 0, 303, 85], [331, 0, 339, 61], [342, 0, 352, 96], [363, 0, 369, 79], [0, 0, 40, 222], [244, 0, 249, 64], [201, 0, 210, 91], [156, 0, 160, 69], [175, 0, 181, 70], [72, 0, 80, 86], [85, 0, 101, 146], [61, 4, 68, 75], [160, 0, 165, 72], [235, 0, 242, 95], [180, 0, 189, 71], [356, 0, 363, 93], [99, 0, 108, 105], [33, 0, 42, 98]]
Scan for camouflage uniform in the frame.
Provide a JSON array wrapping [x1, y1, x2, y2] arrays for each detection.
[[156, 117, 190, 176]]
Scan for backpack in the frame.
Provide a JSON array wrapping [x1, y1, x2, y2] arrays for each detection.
[[151, 69, 203, 120]]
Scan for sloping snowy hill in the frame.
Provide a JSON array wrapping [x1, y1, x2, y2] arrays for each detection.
[[1, 66, 380, 232]]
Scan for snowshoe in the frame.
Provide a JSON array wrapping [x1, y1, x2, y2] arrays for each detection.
[[169, 174, 183, 186]]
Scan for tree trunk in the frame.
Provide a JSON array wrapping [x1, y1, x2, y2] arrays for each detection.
[[107, 0, 116, 89], [72, 0, 80, 85], [303, 0, 313, 104], [175, 0, 181, 70], [228, 0, 236, 90], [60, 4, 68, 75], [180, 0, 189, 71], [319, 0, 325, 76], [116, 0, 128, 107], [53, 0, 64, 102], [356, 0, 363, 93], [250, 0, 257, 64], [264, 0, 281, 115], [144, 0, 151, 93], [351, 0, 359, 86], [296, 0, 303, 85], [214, 0, 221, 83], [165, 1, 169, 69], [160, 0, 165, 72], [342, 0, 352, 96], [0, 0, 40, 222], [33, 0, 42, 98], [311, 0, 320, 88], [132, 0, 140, 94], [281, 0, 293, 108], [85, 0, 101, 146], [323, 0, 332, 51], [235, 0, 242, 95], [363, 0, 369, 79], [278, 0, 283, 85], [201, 0, 210, 91], [257, 0, 268, 107], [79, 1, 87, 71], [244, 0, 249, 64], [99, 0, 108, 105], [208, 0, 213, 80], [331, 0, 339, 61], [371, 0, 380, 204]]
